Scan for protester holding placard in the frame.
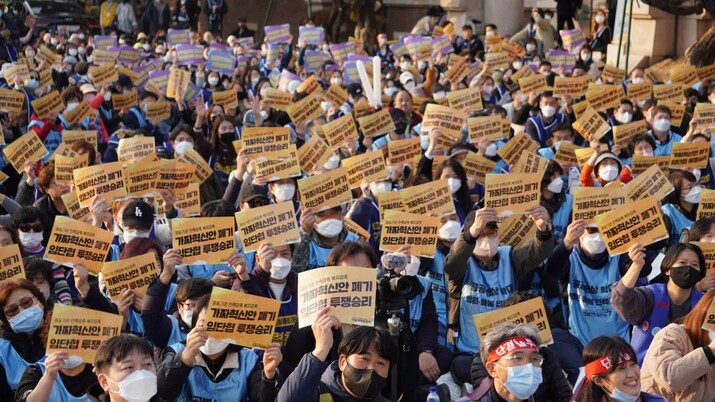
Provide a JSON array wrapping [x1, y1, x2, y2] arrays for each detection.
[[540, 160, 573, 243], [13, 207, 50, 258], [368, 109, 410, 151], [433, 159, 474, 224], [293, 206, 360, 272], [525, 91, 570, 148], [169, 124, 223, 204], [209, 116, 240, 189], [580, 149, 624, 188], [648, 105, 683, 156], [346, 178, 394, 251], [662, 171, 701, 244], [612, 243, 706, 364]]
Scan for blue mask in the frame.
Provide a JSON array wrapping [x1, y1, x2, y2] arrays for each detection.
[[9, 305, 44, 333], [609, 387, 639, 402]]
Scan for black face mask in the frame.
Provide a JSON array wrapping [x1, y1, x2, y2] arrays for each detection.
[[342, 362, 387, 400], [219, 131, 234, 144], [668, 265, 701, 289]]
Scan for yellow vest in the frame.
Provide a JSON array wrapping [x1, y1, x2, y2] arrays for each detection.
[[100, 2, 119, 27]]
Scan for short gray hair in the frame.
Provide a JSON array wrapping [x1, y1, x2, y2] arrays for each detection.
[[479, 322, 542, 360]]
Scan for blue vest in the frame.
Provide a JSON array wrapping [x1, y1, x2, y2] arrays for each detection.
[[567, 250, 629, 346], [527, 114, 566, 148], [661, 203, 693, 245], [129, 107, 148, 129], [425, 248, 449, 346], [651, 131, 683, 156], [552, 195, 573, 243], [37, 363, 91, 402], [457, 247, 515, 353], [407, 276, 431, 334], [170, 342, 257, 402], [0, 338, 45, 391], [630, 283, 703, 365], [307, 231, 360, 269], [167, 315, 188, 346], [528, 271, 561, 312], [266, 287, 298, 347], [27, 120, 61, 161], [537, 147, 555, 160]]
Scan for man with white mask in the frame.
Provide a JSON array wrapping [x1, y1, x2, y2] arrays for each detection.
[[346, 178, 394, 252], [525, 91, 569, 148], [546, 220, 655, 347], [647, 105, 682, 156], [234, 243, 297, 348], [293, 206, 360, 272]]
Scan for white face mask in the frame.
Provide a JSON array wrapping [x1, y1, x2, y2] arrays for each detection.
[[693, 168, 702, 183], [512, 61, 523, 70], [251, 77, 260, 87], [547, 177, 563, 193], [270, 257, 292, 280], [581, 232, 606, 254], [63, 355, 84, 369], [208, 76, 219, 86], [485, 143, 498, 157], [19, 232, 43, 249], [400, 61, 411, 71], [636, 99, 646, 108], [180, 307, 193, 325], [474, 236, 499, 258], [200, 337, 230, 356], [315, 218, 343, 238], [330, 77, 343, 86], [274, 183, 296, 202], [379, 38, 387, 46], [526, 44, 536, 52], [417, 61, 427, 71], [496, 364, 543, 400], [369, 181, 392, 195], [683, 185, 702, 204], [104, 91, 112, 102], [66, 102, 79, 113], [447, 177, 462, 194], [433, 91, 446, 100], [439, 220, 461, 242], [632, 77, 644, 84], [595, 15, 606, 24], [616, 111, 632, 124], [323, 154, 341, 170], [599, 165, 619, 182], [174, 140, 194, 155], [107, 369, 158, 402], [123, 230, 150, 245], [68, 48, 78, 56], [653, 118, 671, 132], [142, 43, 151, 51], [385, 86, 398, 97], [321, 100, 332, 112], [541, 105, 556, 118], [581, 53, 591, 62], [404, 80, 416, 91]]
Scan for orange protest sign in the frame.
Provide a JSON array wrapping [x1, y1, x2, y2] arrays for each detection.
[[61, 191, 91, 222], [670, 142, 711, 170], [298, 167, 351, 211], [0, 244, 24, 281], [125, 159, 160, 198], [0, 88, 25, 114], [626, 82, 652, 100], [177, 148, 213, 184], [357, 108, 395, 138], [155, 159, 197, 195], [484, 173, 541, 217], [117, 136, 155, 163], [286, 94, 322, 126], [344, 217, 371, 243], [101, 253, 159, 301], [498, 213, 538, 248], [89, 63, 118, 86], [379, 210, 440, 258], [512, 152, 549, 175], [255, 146, 302, 181], [2, 132, 48, 172], [612, 120, 647, 147], [400, 179, 455, 217], [445, 56, 469, 83], [145, 101, 171, 121], [518, 74, 548, 94], [204, 287, 281, 348], [473, 297, 552, 345], [321, 114, 359, 148], [468, 115, 506, 143], [297, 134, 331, 173], [235, 201, 300, 252], [62, 130, 98, 150], [46, 304, 123, 364], [44, 216, 113, 274], [461, 152, 497, 184], [571, 186, 626, 223], [166, 68, 191, 99], [657, 100, 685, 126], [387, 137, 421, 167], [322, 84, 349, 109], [236, 126, 292, 157], [631, 155, 670, 176], [211, 89, 238, 109], [54, 153, 89, 184], [263, 88, 293, 110], [446, 87, 483, 114], [174, 183, 201, 217], [553, 142, 583, 168], [594, 197, 668, 256], [111, 91, 137, 110], [497, 132, 539, 166], [73, 162, 127, 208], [573, 107, 610, 140], [585, 85, 621, 110], [623, 163, 674, 202], [341, 151, 387, 189], [172, 217, 236, 264], [694, 103, 715, 129], [653, 83, 684, 102], [697, 189, 715, 220], [31, 90, 64, 118]]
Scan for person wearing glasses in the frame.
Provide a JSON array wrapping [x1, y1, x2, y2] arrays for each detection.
[[12, 207, 49, 257], [546, 220, 656, 348], [0, 279, 52, 400], [458, 323, 545, 402]]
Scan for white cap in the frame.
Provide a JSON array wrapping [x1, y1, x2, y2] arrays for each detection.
[[399, 71, 414, 86]]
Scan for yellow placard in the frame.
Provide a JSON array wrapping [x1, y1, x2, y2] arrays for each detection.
[[341, 150, 387, 189], [670, 64, 698, 87], [512, 152, 549, 175], [2, 132, 48, 172], [174, 182, 202, 217], [44, 216, 113, 274], [572, 186, 626, 223], [31, 90, 64, 118], [601, 64, 626, 83], [572, 99, 590, 120], [64, 101, 93, 126], [697, 64, 715, 82], [235, 201, 300, 252], [623, 163, 674, 202], [670, 142, 710, 169], [61, 191, 91, 222], [553, 76, 590, 98], [46, 304, 123, 364], [379, 209, 439, 258], [511, 64, 534, 82], [653, 83, 684, 102], [263, 88, 293, 110], [498, 213, 538, 248], [255, 146, 302, 181], [518, 74, 548, 94], [177, 148, 213, 184], [468, 115, 505, 143], [473, 297, 552, 345], [357, 108, 395, 139], [694, 103, 715, 129], [585, 85, 621, 110], [62, 130, 98, 150], [297, 266, 377, 328], [166, 68, 191, 99], [37, 45, 60, 66], [703, 297, 715, 331], [297, 134, 331, 173], [626, 82, 652, 100], [321, 114, 359, 148], [462, 152, 497, 184], [286, 94, 322, 126], [155, 159, 197, 195], [204, 287, 281, 348], [344, 217, 371, 242], [0, 88, 25, 114], [485, 52, 509, 69], [553, 142, 583, 168], [54, 153, 89, 184], [497, 131, 539, 166], [322, 84, 349, 108], [111, 91, 137, 110], [387, 137, 421, 167], [446, 87, 483, 113], [49, 143, 77, 160], [445, 56, 469, 83], [101, 253, 159, 301], [594, 197, 668, 256], [212, 89, 238, 109], [657, 100, 685, 127], [632, 155, 670, 177], [612, 120, 647, 147], [484, 173, 541, 217], [696, 189, 715, 220], [298, 167, 351, 211], [125, 159, 160, 198], [573, 107, 610, 140], [92, 50, 117, 65], [117, 136, 155, 163], [0, 244, 24, 281], [73, 162, 127, 208], [297, 75, 320, 95], [378, 190, 405, 218], [89, 63, 118, 86], [237, 126, 292, 157], [172, 217, 236, 264], [145, 101, 171, 121], [400, 179, 455, 217]]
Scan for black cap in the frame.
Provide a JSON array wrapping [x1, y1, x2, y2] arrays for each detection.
[[117, 75, 133, 88], [347, 82, 363, 98], [122, 200, 154, 231], [238, 184, 269, 205]]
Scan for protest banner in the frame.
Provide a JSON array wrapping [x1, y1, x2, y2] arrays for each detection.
[[175, 44, 204, 65], [698, 64, 715, 81], [468, 115, 507, 143], [101, 253, 159, 301], [694, 103, 715, 129], [144, 101, 171, 121], [341, 151, 387, 189], [632, 155, 670, 176], [404, 36, 432, 61], [173, 182, 201, 217], [167, 28, 191, 45], [2, 132, 48, 172], [377, 190, 405, 219], [117, 136, 155, 163], [255, 147, 302, 181], [299, 25, 324, 45], [298, 266, 376, 328], [670, 64, 698, 86], [553, 142, 582, 168], [626, 81, 653, 100], [445, 55, 469, 83], [602, 64, 626, 83], [166, 68, 191, 99], [92, 50, 116, 65], [235, 201, 300, 252], [4, 63, 29, 84], [497, 131, 539, 166], [703, 296, 715, 331], [462, 152, 497, 184], [656, 100, 685, 126], [653, 83, 684, 102], [31, 90, 64, 118], [0, 88, 25, 114], [559, 28, 586, 52], [585, 85, 621, 110], [236, 127, 292, 157], [172, 217, 236, 264], [571, 186, 626, 223], [484, 173, 541, 217], [612, 120, 647, 147], [623, 163, 674, 202], [387, 137, 421, 167], [670, 142, 711, 169], [573, 107, 610, 140], [204, 287, 281, 348], [49, 143, 77, 160], [0, 244, 23, 281], [512, 152, 549, 175], [73, 162, 126, 208], [297, 134, 331, 173], [473, 297, 553, 345], [498, 213, 538, 248], [484, 52, 509, 70], [176, 148, 212, 184], [117, 46, 141, 66], [264, 23, 291, 44], [62, 101, 91, 126], [155, 159, 196, 195], [46, 304, 123, 364], [55, 153, 89, 184], [61, 191, 91, 222], [553, 76, 590, 98], [322, 84, 349, 109], [518, 74, 548, 94], [298, 167, 351, 211], [206, 49, 236, 75], [594, 197, 668, 256], [212, 89, 238, 110], [344, 217, 371, 243], [379, 210, 439, 258], [263, 88, 293, 110], [697, 189, 715, 220], [38, 68, 53, 89], [571, 99, 590, 120], [401, 179, 455, 216], [357, 108, 396, 138], [286, 93, 322, 127], [511, 64, 534, 82], [297, 76, 320, 95], [446, 87, 483, 113], [125, 159, 160, 198], [44, 216, 113, 273], [89, 64, 118, 86], [36, 45, 60, 65]]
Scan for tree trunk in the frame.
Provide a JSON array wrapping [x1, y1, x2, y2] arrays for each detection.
[[685, 22, 715, 66]]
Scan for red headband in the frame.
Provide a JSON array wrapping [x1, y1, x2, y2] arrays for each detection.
[[487, 336, 538, 363], [585, 351, 635, 380]]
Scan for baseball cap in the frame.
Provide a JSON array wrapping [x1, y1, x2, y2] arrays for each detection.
[[238, 184, 270, 205], [346, 82, 363, 98], [122, 200, 154, 231]]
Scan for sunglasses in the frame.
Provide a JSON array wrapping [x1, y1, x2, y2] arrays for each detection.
[[247, 198, 270, 208], [4, 296, 36, 318], [18, 223, 44, 232], [585, 227, 600, 234]]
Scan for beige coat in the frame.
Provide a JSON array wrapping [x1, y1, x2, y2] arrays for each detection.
[[641, 323, 715, 401]]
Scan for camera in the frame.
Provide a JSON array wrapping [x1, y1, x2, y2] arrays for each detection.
[[377, 253, 424, 313]]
